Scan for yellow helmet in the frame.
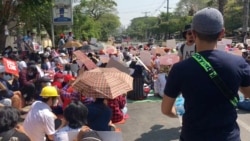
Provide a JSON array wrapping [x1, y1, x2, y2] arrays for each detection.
[[40, 86, 58, 98]]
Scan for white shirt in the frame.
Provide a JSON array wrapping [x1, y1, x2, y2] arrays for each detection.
[[23, 101, 56, 141], [178, 43, 196, 60], [54, 126, 81, 141], [117, 52, 124, 62], [154, 57, 160, 70]]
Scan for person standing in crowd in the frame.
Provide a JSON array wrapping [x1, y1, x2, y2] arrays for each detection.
[[58, 35, 65, 51], [65, 32, 74, 42], [127, 61, 146, 100], [178, 24, 196, 61], [162, 8, 250, 141]]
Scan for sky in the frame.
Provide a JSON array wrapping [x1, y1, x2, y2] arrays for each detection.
[[115, 0, 180, 27]]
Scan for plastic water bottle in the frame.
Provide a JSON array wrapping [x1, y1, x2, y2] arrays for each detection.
[[175, 95, 185, 116], [238, 92, 245, 102]]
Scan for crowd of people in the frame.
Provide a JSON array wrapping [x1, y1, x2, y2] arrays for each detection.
[[0, 26, 173, 140]]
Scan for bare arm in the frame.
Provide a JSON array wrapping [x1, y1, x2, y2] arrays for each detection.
[[161, 95, 178, 118], [47, 134, 54, 141], [239, 86, 250, 98]]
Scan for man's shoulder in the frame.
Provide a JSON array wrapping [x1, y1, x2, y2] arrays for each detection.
[[205, 50, 245, 63]]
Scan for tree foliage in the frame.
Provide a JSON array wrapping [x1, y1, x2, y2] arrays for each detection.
[[126, 17, 158, 40], [0, 0, 52, 49], [174, 0, 210, 16], [81, 0, 117, 20], [72, 0, 119, 41], [97, 13, 120, 41]]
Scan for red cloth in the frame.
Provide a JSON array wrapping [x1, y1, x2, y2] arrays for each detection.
[[54, 73, 64, 80], [19, 69, 40, 87], [62, 86, 73, 109], [108, 95, 126, 123], [52, 81, 62, 89], [64, 74, 74, 83]]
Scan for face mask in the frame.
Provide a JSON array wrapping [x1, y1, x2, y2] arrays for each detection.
[[28, 72, 34, 76], [3, 74, 12, 81]]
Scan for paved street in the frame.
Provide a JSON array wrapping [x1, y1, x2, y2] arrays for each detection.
[[118, 101, 250, 141]]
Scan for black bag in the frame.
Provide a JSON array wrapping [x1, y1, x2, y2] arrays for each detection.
[[180, 43, 197, 55], [81, 130, 102, 141]]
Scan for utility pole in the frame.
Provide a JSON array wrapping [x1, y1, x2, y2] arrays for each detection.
[[167, 0, 169, 20], [142, 11, 150, 41], [142, 11, 150, 17], [166, 0, 169, 40], [243, 0, 249, 43]]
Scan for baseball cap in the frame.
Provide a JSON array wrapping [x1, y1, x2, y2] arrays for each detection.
[[192, 7, 224, 35], [182, 24, 192, 39]]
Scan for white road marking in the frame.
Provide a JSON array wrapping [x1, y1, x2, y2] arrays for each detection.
[[237, 119, 250, 132]]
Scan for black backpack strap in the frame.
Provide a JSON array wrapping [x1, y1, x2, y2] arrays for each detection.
[[180, 43, 185, 55], [192, 53, 238, 107]]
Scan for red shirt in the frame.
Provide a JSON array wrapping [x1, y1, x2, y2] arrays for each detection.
[[52, 81, 62, 89]]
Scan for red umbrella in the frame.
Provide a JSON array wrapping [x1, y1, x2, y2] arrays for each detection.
[[73, 50, 97, 70]]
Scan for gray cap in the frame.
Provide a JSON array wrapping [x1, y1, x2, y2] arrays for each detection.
[[192, 7, 224, 35]]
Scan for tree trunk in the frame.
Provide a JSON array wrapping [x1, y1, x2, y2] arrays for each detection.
[[242, 0, 249, 43], [0, 24, 7, 52]]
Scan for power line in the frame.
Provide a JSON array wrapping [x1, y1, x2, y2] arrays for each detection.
[[152, 0, 167, 16]]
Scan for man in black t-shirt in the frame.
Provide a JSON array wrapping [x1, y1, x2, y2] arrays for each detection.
[[161, 8, 250, 141]]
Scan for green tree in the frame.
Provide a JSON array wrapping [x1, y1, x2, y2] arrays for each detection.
[[73, 6, 101, 40], [174, 0, 210, 16], [0, 0, 52, 49], [224, 0, 243, 35], [82, 0, 117, 20], [126, 17, 158, 41], [97, 13, 120, 41], [73, 0, 119, 41]]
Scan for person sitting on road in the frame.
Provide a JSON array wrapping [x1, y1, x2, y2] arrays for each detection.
[[23, 86, 64, 141], [52, 73, 64, 89], [107, 95, 127, 124], [54, 101, 88, 141], [0, 65, 24, 110], [0, 107, 31, 141], [19, 64, 40, 105], [86, 98, 114, 131]]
